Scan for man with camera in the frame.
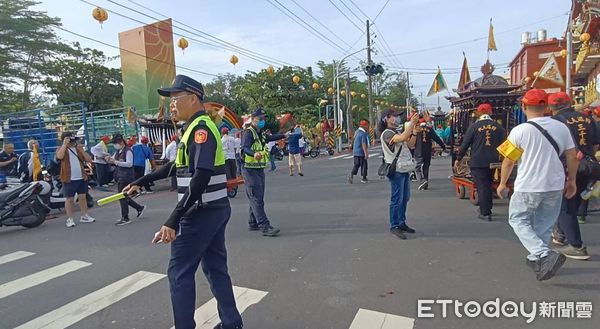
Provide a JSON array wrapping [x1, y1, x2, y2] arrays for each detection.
[[56, 132, 95, 228]]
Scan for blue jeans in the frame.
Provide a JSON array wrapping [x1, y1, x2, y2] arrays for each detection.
[[508, 191, 562, 261], [168, 206, 242, 329], [269, 153, 276, 171], [388, 172, 410, 229]]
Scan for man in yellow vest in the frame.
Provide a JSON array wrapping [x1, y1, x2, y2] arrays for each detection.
[[241, 107, 286, 236], [124, 75, 242, 329]]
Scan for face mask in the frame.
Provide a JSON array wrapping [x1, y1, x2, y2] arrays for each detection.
[[113, 144, 123, 150], [257, 120, 266, 129]]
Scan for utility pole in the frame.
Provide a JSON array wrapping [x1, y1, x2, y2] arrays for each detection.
[[345, 72, 353, 141], [406, 71, 411, 118], [419, 92, 424, 112], [366, 20, 374, 129]]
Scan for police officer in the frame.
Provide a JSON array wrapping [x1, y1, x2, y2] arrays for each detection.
[[124, 75, 242, 329], [549, 92, 596, 260], [241, 107, 286, 236], [455, 103, 505, 221]]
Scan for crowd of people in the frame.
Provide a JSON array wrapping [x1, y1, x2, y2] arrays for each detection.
[[1, 71, 597, 326]]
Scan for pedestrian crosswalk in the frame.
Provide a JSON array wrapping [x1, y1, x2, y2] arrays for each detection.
[[349, 308, 414, 329], [1, 250, 415, 328]]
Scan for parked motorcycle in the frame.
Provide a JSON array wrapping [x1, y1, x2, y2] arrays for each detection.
[[0, 181, 50, 229]]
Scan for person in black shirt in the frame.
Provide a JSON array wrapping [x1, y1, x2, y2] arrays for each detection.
[[456, 104, 505, 221], [0, 143, 18, 177], [412, 118, 446, 190], [549, 92, 597, 260]]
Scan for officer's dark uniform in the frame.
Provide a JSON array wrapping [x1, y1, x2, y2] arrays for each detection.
[[241, 108, 285, 236], [457, 114, 505, 219], [132, 75, 242, 329], [413, 125, 446, 189], [552, 102, 599, 248]]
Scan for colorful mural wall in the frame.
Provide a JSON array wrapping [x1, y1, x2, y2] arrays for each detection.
[[118, 19, 176, 112]]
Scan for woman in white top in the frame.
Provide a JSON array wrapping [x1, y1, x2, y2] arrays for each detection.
[[379, 109, 419, 240]]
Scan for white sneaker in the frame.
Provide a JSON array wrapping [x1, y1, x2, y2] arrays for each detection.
[[66, 218, 76, 228], [80, 214, 96, 223]]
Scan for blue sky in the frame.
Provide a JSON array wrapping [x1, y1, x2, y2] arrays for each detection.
[[35, 0, 571, 109]]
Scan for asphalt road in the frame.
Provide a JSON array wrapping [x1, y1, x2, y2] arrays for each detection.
[[1, 149, 599, 329]]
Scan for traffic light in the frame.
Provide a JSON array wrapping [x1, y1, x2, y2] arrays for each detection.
[[365, 64, 385, 76]]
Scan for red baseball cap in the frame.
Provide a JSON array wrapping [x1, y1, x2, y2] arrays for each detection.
[[359, 120, 369, 128], [476, 103, 493, 115], [522, 89, 548, 106], [548, 92, 571, 106], [100, 135, 111, 143], [221, 127, 229, 134]]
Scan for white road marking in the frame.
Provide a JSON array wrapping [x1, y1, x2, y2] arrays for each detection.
[[171, 286, 268, 329], [349, 308, 415, 329], [0, 251, 35, 265], [330, 154, 350, 160], [0, 260, 91, 299], [343, 155, 354, 159], [15, 271, 165, 329]]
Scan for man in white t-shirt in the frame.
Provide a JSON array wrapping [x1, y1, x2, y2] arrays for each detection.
[[497, 89, 578, 281], [221, 127, 237, 180]]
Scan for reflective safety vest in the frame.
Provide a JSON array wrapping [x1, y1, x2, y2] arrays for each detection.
[[175, 114, 227, 204], [243, 126, 270, 169]]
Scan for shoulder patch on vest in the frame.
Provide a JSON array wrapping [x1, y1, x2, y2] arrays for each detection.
[[195, 129, 208, 144]]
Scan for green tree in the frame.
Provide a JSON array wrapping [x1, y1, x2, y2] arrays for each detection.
[[43, 43, 123, 111], [203, 73, 248, 115], [0, 0, 69, 112]]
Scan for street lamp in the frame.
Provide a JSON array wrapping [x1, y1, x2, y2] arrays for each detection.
[[332, 48, 368, 153]]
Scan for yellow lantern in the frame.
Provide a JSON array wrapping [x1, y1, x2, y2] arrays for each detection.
[[533, 71, 539, 77], [580, 32, 591, 43], [266, 65, 274, 75], [340, 90, 346, 97], [375, 100, 380, 105], [92, 7, 108, 27], [350, 91, 357, 98], [292, 75, 300, 84], [524, 76, 531, 83], [327, 87, 335, 95], [361, 93, 366, 99], [559, 49, 567, 58], [312, 82, 320, 90], [319, 99, 329, 107], [177, 38, 189, 53], [230, 55, 239, 66]]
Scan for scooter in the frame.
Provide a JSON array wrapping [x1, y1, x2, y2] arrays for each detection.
[[0, 181, 50, 229]]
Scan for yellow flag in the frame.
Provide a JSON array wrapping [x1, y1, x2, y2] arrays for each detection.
[[32, 144, 42, 181], [488, 18, 497, 51]]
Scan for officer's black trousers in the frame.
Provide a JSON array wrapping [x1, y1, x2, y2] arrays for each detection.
[[242, 167, 271, 228], [168, 205, 242, 329], [470, 167, 493, 216]]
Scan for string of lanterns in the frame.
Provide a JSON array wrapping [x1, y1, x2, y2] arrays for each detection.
[[90, 7, 406, 109]]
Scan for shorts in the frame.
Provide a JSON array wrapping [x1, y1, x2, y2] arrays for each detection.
[[63, 179, 88, 197], [289, 153, 302, 166]]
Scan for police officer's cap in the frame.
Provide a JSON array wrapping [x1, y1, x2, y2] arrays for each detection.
[[158, 75, 204, 101], [252, 107, 267, 118]]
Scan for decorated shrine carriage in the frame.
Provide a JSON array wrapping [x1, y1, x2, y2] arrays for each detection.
[[447, 61, 524, 204]]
